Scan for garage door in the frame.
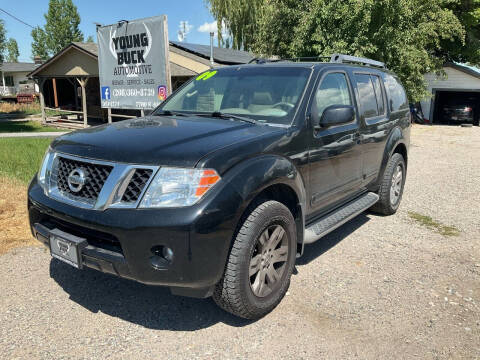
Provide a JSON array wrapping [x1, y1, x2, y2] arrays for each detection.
[[432, 90, 480, 125]]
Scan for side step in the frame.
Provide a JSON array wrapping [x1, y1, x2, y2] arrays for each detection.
[[304, 192, 379, 244]]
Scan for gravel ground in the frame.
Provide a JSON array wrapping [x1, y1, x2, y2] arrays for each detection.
[[1, 125, 479, 359]]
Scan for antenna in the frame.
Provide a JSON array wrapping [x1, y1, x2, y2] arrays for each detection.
[[210, 32, 215, 66], [178, 21, 192, 42]]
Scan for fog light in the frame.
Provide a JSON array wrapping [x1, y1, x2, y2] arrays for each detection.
[[162, 246, 174, 263], [150, 245, 174, 271]]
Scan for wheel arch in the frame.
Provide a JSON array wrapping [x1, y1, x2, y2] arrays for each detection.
[[224, 155, 307, 256], [374, 126, 409, 189]]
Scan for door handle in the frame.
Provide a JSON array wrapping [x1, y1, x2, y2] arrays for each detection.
[[353, 132, 361, 144]]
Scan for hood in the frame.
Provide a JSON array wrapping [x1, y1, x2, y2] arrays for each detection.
[[51, 116, 276, 167]]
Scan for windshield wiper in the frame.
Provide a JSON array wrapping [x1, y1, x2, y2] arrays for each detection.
[[205, 111, 257, 124], [154, 110, 188, 117]]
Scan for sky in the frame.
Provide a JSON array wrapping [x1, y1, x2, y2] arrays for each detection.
[[0, 0, 219, 62]]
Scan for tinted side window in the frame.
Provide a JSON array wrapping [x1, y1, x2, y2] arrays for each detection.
[[384, 75, 408, 112], [315, 73, 352, 117], [371, 75, 385, 115], [355, 74, 378, 118]]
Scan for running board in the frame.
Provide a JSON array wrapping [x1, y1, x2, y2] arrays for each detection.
[[304, 192, 379, 244]]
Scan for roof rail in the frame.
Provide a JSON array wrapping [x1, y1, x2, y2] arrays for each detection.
[[248, 57, 284, 64], [285, 56, 331, 62], [330, 54, 385, 68]]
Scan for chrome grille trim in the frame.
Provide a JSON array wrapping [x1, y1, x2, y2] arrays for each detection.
[[46, 152, 159, 210]]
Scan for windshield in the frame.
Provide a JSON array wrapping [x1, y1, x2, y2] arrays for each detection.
[[154, 66, 312, 125]]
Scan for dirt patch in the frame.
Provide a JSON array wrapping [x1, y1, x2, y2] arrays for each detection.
[[0, 177, 37, 255]]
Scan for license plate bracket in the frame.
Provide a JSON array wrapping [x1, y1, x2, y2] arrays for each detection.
[[49, 228, 87, 269]]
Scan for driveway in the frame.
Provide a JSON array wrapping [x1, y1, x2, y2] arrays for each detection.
[[0, 125, 479, 359]]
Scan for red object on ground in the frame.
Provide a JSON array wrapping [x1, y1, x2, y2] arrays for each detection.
[[17, 94, 35, 104]]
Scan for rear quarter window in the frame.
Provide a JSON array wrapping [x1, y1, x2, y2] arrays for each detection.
[[384, 75, 409, 112]]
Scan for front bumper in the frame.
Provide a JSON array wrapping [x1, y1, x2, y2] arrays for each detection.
[[28, 176, 243, 298]]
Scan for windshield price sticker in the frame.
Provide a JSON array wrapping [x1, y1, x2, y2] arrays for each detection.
[[196, 71, 217, 81]]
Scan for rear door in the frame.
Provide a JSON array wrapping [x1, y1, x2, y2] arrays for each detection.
[[307, 69, 363, 217], [353, 72, 390, 184], [353, 71, 405, 186]]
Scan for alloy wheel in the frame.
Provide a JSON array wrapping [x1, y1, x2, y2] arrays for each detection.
[[390, 165, 403, 205], [249, 225, 289, 298]]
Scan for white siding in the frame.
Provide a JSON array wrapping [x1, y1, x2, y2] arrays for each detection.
[[1, 71, 38, 94], [420, 67, 480, 121]]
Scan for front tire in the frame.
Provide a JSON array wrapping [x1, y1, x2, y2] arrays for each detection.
[[371, 153, 406, 215], [213, 200, 296, 319]]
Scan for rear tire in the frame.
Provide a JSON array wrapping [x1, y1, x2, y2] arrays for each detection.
[[371, 153, 406, 215], [213, 200, 296, 319]]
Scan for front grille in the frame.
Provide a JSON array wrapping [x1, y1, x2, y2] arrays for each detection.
[[56, 157, 113, 201], [121, 169, 153, 203]]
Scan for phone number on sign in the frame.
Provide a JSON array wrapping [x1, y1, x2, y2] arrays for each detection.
[[112, 88, 155, 97]]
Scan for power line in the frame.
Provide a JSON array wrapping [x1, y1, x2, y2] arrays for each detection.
[[0, 8, 35, 29]]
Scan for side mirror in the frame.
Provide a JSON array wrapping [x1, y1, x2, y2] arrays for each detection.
[[319, 105, 355, 128]]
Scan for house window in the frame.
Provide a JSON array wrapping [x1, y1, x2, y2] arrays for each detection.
[[1, 76, 14, 87]]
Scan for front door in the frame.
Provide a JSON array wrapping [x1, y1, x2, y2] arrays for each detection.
[[307, 70, 363, 217]]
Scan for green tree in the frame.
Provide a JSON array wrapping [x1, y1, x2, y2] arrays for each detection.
[[31, 0, 84, 59], [206, 0, 263, 50], [6, 38, 19, 62], [441, 0, 480, 64], [207, 0, 466, 102], [0, 20, 6, 63], [31, 27, 49, 60], [86, 35, 95, 42]]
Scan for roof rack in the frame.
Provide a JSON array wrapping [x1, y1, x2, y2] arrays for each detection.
[[248, 57, 284, 64], [330, 54, 385, 68], [285, 56, 331, 62]]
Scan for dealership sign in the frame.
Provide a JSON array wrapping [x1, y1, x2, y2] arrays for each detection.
[[97, 15, 171, 110]]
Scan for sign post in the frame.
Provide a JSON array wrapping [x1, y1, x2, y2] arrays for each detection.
[[97, 15, 171, 112]]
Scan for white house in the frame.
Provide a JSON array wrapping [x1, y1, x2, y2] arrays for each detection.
[[420, 63, 480, 124], [0, 62, 40, 98]]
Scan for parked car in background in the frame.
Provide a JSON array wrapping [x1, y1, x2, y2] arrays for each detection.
[[28, 54, 410, 319], [442, 100, 476, 125]]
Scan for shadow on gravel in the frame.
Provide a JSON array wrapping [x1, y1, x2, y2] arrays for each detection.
[[49, 260, 253, 330], [49, 213, 372, 329], [296, 213, 370, 266]]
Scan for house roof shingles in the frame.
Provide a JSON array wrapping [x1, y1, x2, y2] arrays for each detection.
[[72, 42, 99, 57], [1, 62, 39, 73]]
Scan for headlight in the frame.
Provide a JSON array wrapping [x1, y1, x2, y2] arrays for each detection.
[[37, 147, 54, 192], [139, 167, 221, 208]]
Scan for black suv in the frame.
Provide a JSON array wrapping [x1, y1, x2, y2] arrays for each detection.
[[29, 55, 410, 319]]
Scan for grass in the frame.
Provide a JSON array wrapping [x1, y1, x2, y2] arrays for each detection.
[[0, 177, 37, 255], [0, 102, 42, 115], [0, 137, 53, 184], [0, 120, 65, 133], [0, 137, 54, 254], [0, 101, 73, 117], [408, 211, 460, 237]]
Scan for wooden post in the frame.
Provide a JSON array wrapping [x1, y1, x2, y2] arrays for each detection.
[[107, 107, 112, 123], [1, 71, 5, 93], [36, 78, 47, 125], [76, 77, 89, 128], [72, 79, 79, 110], [52, 78, 59, 108]]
